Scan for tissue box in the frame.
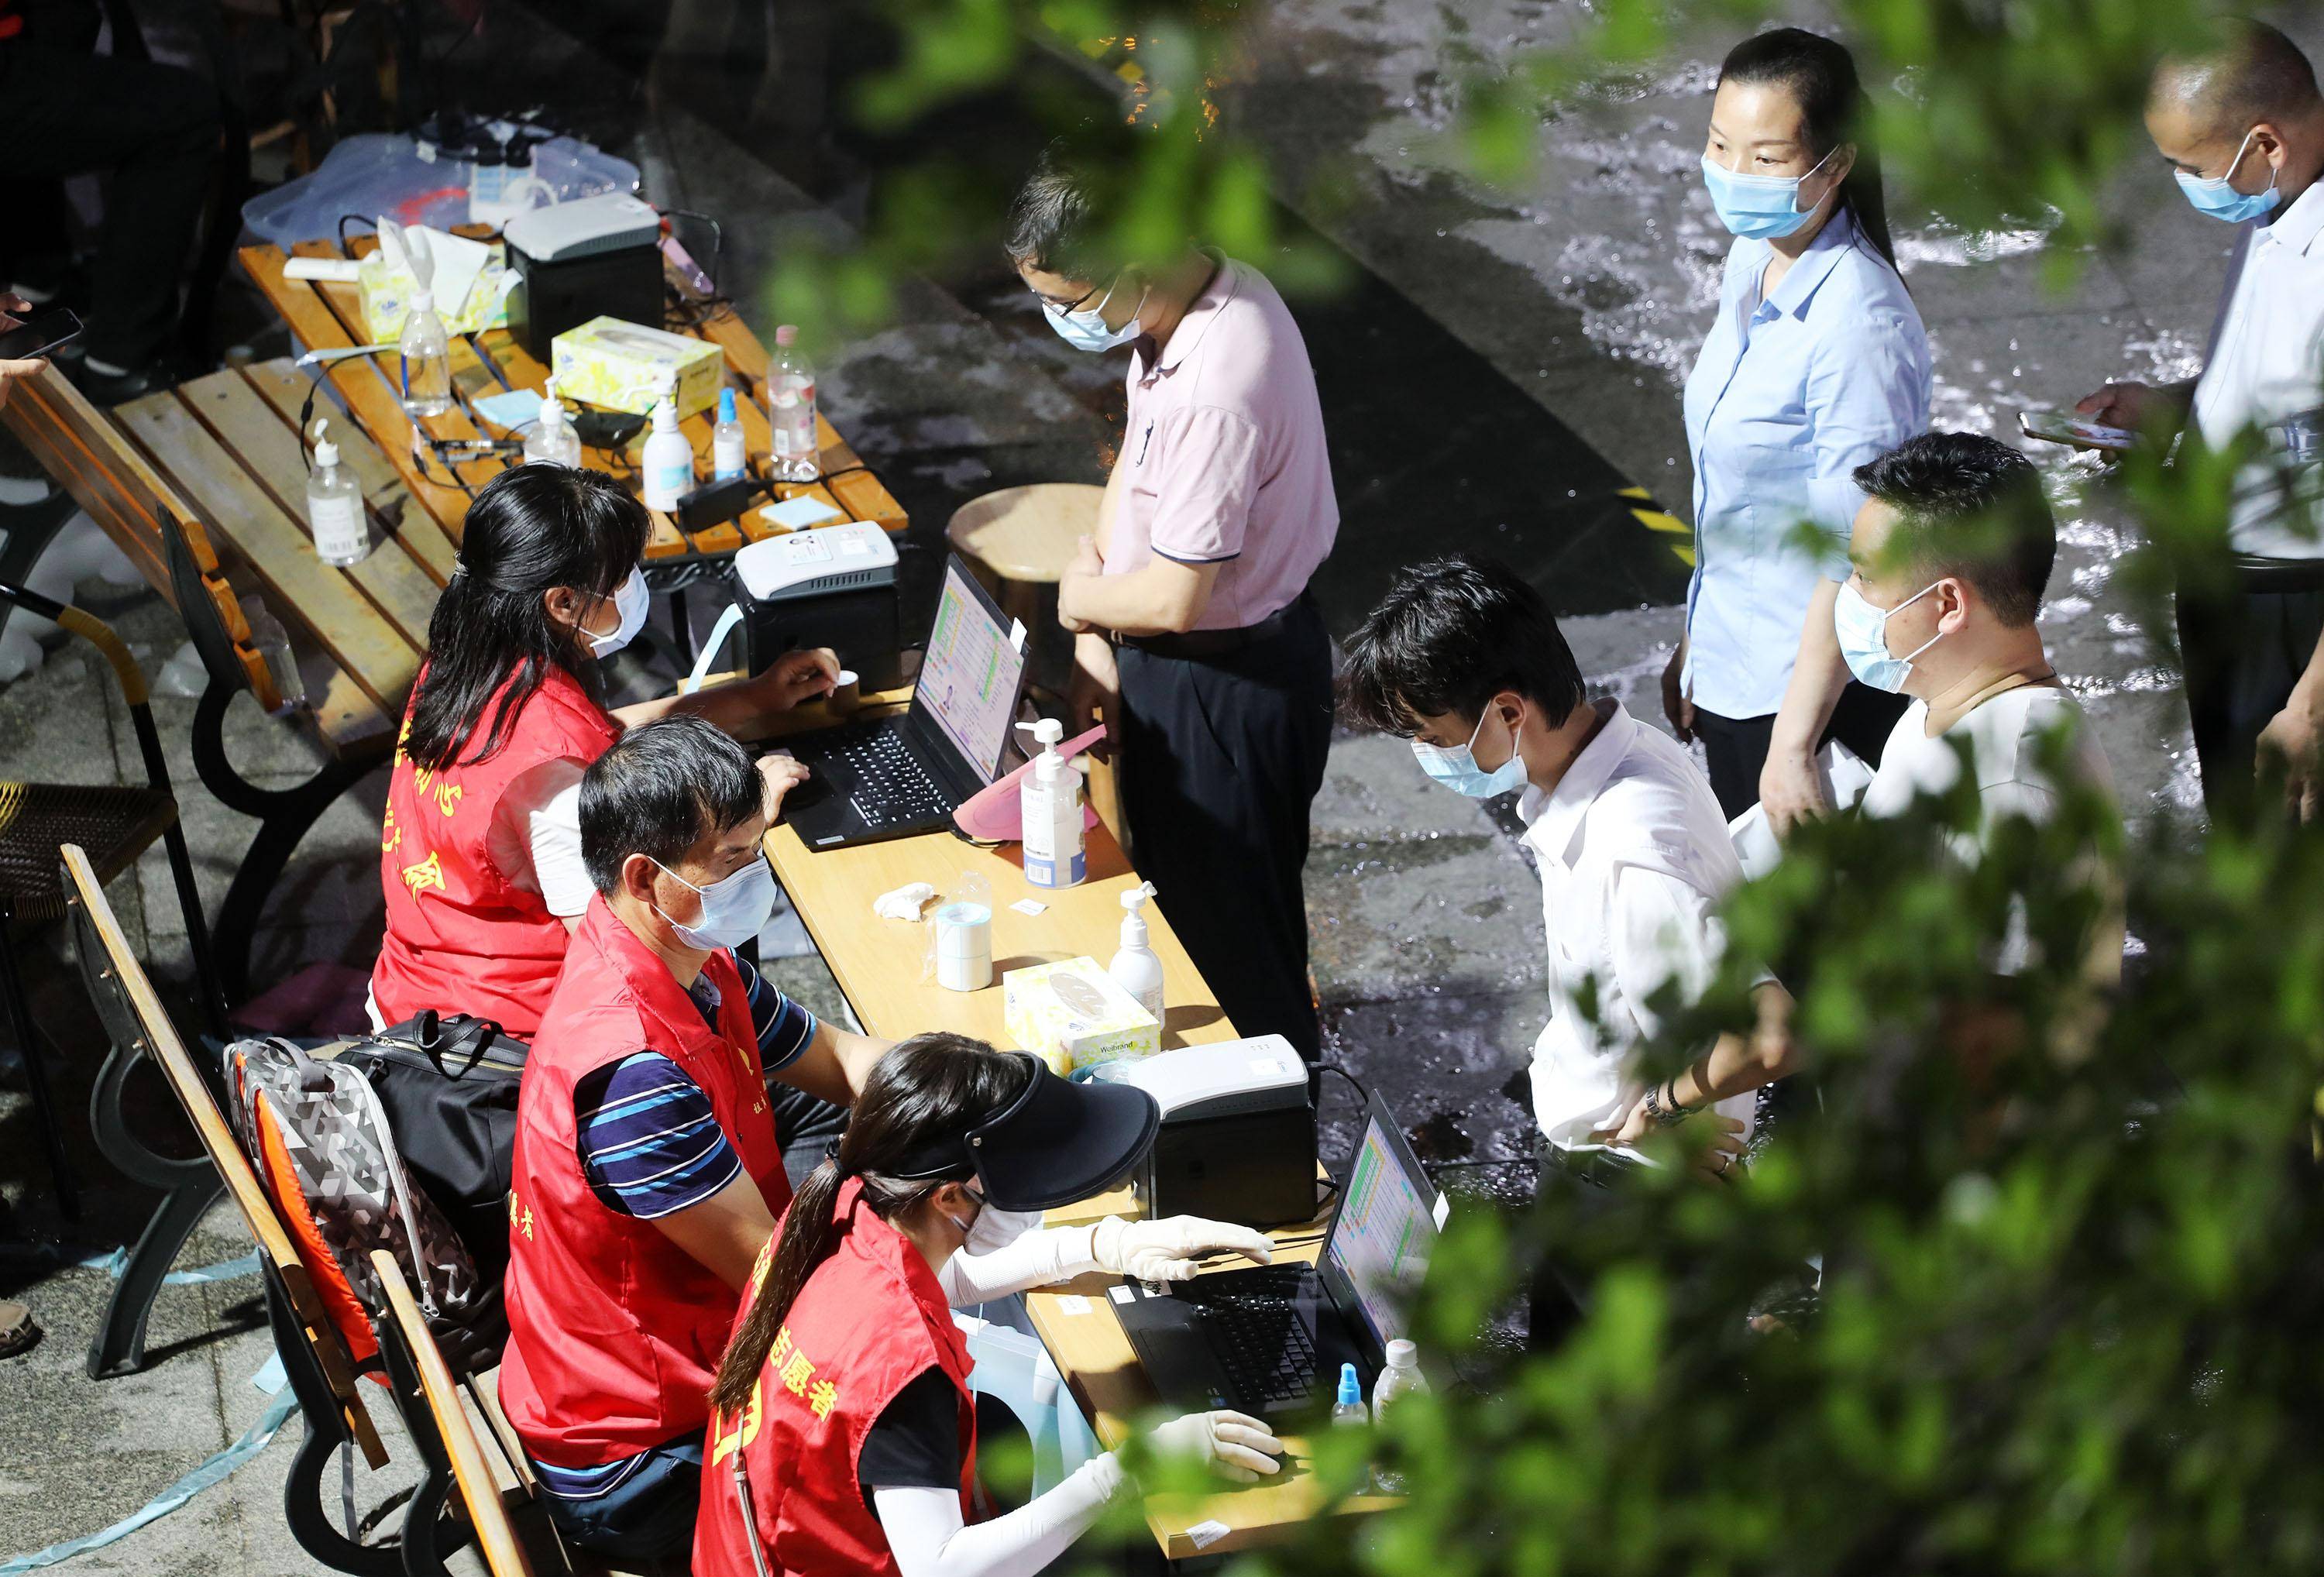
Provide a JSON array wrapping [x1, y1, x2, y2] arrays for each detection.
[[1002, 957, 1160, 1076], [549, 317, 723, 419], [358, 251, 511, 342]]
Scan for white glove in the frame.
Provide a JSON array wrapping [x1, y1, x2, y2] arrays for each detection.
[[1145, 1410, 1285, 1483], [1092, 1215, 1273, 1283]]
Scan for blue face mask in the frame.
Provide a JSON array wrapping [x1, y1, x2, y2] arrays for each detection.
[[1700, 146, 1838, 240], [1042, 277, 1148, 353], [2176, 126, 2281, 224], [1834, 579, 1943, 694], [1411, 706, 1530, 799]]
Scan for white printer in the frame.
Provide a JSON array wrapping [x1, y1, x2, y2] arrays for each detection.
[[1098, 1038, 1317, 1228], [729, 524, 904, 689]]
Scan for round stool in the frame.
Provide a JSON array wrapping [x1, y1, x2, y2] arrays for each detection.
[[944, 483, 1105, 630]]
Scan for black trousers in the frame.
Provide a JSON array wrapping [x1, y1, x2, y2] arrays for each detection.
[[1690, 681, 1913, 821], [1115, 598, 1332, 1061], [0, 0, 220, 368], [2178, 575, 2324, 823]]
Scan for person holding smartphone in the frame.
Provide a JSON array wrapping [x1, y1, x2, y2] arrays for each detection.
[[0, 294, 53, 405], [1672, 29, 1933, 826]]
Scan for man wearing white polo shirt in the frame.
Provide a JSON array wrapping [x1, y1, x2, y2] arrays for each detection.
[[2079, 20, 2324, 819], [1007, 134, 1339, 1061]]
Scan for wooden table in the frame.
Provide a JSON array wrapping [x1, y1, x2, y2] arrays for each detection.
[[758, 709, 1383, 1558]]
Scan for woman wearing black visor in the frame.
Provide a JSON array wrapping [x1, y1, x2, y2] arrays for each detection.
[[695, 1034, 1283, 1577]]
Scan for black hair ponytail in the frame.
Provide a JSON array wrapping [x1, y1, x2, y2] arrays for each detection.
[[1720, 27, 1902, 274], [708, 1035, 1032, 1420], [402, 465, 650, 772]]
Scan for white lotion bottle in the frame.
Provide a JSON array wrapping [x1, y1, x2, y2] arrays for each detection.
[[641, 394, 694, 512], [1108, 880, 1164, 1024], [1016, 717, 1085, 889], [305, 419, 369, 566], [522, 376, 582, 468]]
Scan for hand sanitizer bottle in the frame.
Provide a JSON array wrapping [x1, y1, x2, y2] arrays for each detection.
[[1331, 1362, 1369, 1431], [397, 289, 452, 417], [1369, 1339, 1427, 1493], [641, 392, 694, 512], [522, 377, 582, 468], [1015, 717, 1085, 888], [1109, 881, 1164, 1023], [712, 387, 748, 481], [305, 419, 369, 566]]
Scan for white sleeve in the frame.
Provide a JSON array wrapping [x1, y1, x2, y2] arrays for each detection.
[[1606, 864, 1726, 1046], [874, 1455, 1128, 1577], [484, 758, 593, 917], [938, 1224, 1105, 1307]]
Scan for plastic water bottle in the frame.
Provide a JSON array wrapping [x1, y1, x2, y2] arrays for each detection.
[[397, 290, 452, 417], [1369, 1338, 1427, 1494], [712, 387, 748, 481], [768, 325, 819, 482], [1331, 1362, 1368, 1432], [240, 596, 305, 716], [304, 419, 368, 566]]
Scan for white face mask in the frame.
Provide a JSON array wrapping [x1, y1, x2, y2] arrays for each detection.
[[584, 567, 651, 658], [946, 1185, 1042, 1255], [1042, 276, 1149, 353], [649, 854, 776, 952], [1833, 578, 1944, 694]]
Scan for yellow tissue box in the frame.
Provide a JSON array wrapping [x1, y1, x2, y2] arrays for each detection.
[[357, 252, 510, 342], [1002, 957, 1160, 1076], [549, 317, 723, 420]]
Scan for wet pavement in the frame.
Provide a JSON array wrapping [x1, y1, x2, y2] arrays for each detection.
[[0, 0, 2305, 1566]]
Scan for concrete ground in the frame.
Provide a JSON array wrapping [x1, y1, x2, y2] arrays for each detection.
[[0, 0, 2296, 1568]]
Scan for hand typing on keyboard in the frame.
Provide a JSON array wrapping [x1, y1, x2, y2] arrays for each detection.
[[1094, 1216, 1275, 1283], [758, 751, 811, 820]]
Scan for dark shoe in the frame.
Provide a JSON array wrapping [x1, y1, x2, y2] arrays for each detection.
[[67, 356, 177, 407], [0, 1300, 40, 1359]]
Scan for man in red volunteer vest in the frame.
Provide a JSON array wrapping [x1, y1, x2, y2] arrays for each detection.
[[501, 715, 891, 1568]]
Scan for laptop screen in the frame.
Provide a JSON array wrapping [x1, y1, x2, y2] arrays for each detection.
[[1326, 1111, 1439, 1351], [917, 560, 1026, 782]]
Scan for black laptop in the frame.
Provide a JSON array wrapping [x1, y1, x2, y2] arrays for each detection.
[[1113, 1093, 1442, 1419], [778, 555, 1030, 850]]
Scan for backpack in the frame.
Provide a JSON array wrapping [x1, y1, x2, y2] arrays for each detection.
[[222, 1035, 502, 1375], [331, 1012, 527, 1287]]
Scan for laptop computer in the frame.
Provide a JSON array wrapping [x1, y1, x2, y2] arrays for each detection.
[[1112, 1092, 1441, 1419], [777, 555, 1030, 850]]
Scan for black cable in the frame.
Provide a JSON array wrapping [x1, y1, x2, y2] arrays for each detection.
[[1315, 1060, 1371, 1114]]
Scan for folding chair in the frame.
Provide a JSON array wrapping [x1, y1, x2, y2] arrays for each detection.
[[3, 585, 223, 1217], [62, 844, 401, 1575]]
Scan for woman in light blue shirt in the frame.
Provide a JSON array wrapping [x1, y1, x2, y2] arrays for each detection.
[[1666, 28, 1933, 823]]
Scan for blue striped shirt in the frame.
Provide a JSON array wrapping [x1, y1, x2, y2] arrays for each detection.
[[537, 958, 816, 1504]]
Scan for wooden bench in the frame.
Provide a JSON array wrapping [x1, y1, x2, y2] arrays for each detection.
[[10, 365, 394, 1002], [62, 843, 411, 1577]]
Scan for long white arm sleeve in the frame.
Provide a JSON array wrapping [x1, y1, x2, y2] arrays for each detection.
[[938, 1223, 1105, 1307], [873, 1455, 1129, 1577]]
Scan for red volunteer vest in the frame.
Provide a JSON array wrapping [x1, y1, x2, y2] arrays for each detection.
[[371, 662, 621, 1037], [499, 898, 796, 1467], [694, 1181, 978, 1577]]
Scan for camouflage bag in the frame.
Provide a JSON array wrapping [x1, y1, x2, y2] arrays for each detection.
[[222, 1035, 500, 1373]]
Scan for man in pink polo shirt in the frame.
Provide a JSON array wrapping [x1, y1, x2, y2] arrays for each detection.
[[1004, 136, 1348, 1059], [1006, 132, 1339, 1062]]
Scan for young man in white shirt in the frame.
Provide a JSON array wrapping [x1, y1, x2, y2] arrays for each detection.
[[1827, 431, 2124, 985], [1340, 555, 1786, 1185], [2078, 20, 2324, 820]]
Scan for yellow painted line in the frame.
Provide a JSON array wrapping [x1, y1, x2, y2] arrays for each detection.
[[1630, 506, 1690, 535]]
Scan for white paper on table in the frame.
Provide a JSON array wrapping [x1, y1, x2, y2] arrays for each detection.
[[759, 495, 847, 530]]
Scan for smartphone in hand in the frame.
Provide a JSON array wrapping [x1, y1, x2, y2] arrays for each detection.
[[0, 308, 84, 363], [2018, 408, 2135, 453]]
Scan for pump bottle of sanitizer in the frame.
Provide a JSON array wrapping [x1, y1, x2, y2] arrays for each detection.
[[305, 419, 369, 566], [641, 393, 694, 512], [1016, 717, 1085, 888], [1109, 881, 1164, 1023]]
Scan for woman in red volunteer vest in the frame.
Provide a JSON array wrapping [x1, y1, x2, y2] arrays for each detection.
[[697, 1036, 1287, 1577], [371, 464, 839, 1037], [500, 717, 894, 1568]]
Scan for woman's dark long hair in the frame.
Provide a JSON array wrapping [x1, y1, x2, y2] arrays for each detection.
[[1719, 27, 1900, 273], [709, 1036, 1032, 1419], [402, 465, 650, 771]]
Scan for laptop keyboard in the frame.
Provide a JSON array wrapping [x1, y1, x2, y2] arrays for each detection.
[[835, 729, 951, 829], [1185, 1266, 1321, 1411]]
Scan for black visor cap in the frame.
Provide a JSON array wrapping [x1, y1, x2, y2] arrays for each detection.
[[969, 1053, 1160, 1212]]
